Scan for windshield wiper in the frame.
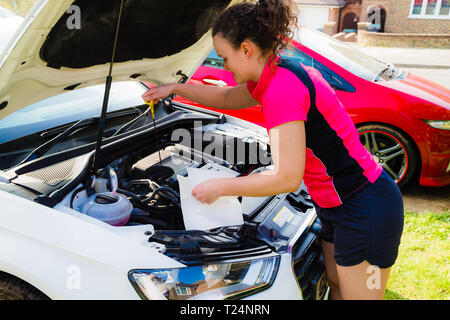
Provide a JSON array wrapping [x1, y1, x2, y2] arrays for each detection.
[[17, 107, 143, 166], [112, 104, 152, 137], [17, 117, 98, 165]]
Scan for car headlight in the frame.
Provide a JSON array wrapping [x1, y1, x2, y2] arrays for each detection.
[[424, 120, 450, 130], [128, 256, 279, 300]]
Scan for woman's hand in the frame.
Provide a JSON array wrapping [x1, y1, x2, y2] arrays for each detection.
[[192, 121, 306, 202], [192, 179, 223, 204], [142, 83, 177, 103], [191, 121, 305, 204]]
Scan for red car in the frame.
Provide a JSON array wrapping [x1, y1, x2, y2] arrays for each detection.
[[177, 28, 450, 188]]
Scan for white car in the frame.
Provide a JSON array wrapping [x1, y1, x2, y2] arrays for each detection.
[[0, 0, 326, 300]]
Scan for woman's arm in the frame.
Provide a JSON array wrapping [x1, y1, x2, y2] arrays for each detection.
[[142, 83, 259, 110], [192, 120, 306, 203]]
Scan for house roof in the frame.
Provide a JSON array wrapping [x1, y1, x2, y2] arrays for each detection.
[[295, 0, 346, 7]]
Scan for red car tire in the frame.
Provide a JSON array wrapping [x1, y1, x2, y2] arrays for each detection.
[[358, 123, 418, 188]]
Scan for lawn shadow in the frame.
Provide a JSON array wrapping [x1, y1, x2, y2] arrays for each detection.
[[384, 289, 409, 300], [400, 181, 450, 214]]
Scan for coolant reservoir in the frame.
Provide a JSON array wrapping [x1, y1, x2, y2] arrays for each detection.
[[81, 192, 132, 226]]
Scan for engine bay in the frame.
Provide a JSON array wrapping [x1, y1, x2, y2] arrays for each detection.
[[64, 144, 269, 230], [3, 113, 316, 260], [50, 117, 276, 232]]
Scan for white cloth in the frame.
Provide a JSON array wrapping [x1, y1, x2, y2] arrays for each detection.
[[178, 167, 244, 230]]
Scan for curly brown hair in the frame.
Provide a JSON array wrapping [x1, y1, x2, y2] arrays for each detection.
[[212, 0, 298, 62]]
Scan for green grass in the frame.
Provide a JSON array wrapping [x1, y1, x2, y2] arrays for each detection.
[[385, 211, 449, 300]]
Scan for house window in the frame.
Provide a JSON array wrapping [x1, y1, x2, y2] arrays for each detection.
[[409, 0, 450, 18], [426, 0, 437, 14], [440, 0, 450, 14], [412, 0, 424, 14]]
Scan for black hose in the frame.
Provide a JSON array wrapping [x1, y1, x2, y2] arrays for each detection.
[[158, 186, 180, 200], [116, 188, 165, 213], [116, 188, 147, 207], [142, 187, 180, 207], [125, 179, 152, 190], [123, 181, 180, 205], [116, 188, 175, 213]]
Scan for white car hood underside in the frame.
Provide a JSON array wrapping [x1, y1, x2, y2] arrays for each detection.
[[0, 0, 239, 120]]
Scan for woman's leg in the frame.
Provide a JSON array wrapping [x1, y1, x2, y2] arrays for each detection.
[[321, 240, 342, 300], [336, 260, 391, 300]]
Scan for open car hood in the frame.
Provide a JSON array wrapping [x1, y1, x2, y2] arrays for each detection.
[[0, 0, 234, 120]]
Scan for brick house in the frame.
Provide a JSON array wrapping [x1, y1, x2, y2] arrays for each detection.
[[361, 0, 450, 34], [296, 0, 449, 47], [358, 0, 450, 47], [296, 0, 450, 35]]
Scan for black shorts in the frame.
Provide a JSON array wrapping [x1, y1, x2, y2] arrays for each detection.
[[312, 169, 404, 269]]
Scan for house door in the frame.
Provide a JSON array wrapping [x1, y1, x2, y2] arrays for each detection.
[[342, 12, 358, 33]]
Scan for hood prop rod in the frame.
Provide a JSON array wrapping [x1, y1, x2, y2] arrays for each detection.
[[91, 0, 125, 175]]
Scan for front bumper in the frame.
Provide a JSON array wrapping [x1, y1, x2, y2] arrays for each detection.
[[419, 153, 450, 186], [415, 123, 450, 187], [244, 216, 327, 300], [291, 225, 327, 300]]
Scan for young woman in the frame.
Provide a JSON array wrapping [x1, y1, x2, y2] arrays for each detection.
[[142, 0, 404, 300]]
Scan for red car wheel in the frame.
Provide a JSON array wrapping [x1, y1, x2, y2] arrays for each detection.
[[358, 124, 418, 188]]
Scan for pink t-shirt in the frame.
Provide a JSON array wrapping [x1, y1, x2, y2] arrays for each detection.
[[247, 58, 382, 208]]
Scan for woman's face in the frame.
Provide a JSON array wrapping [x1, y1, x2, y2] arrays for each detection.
[[213, 34, 253, 84]]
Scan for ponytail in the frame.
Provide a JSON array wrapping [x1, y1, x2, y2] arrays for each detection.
[[213, 0, 298, 61]]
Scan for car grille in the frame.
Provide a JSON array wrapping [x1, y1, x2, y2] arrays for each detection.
[[292, 222, 327, 300]]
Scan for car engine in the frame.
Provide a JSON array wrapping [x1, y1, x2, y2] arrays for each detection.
[[61, 140, 272, 231]]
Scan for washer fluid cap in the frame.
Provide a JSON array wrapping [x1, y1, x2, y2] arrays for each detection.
[[81, 192, 132, 226], [95, 194, 118, 204]]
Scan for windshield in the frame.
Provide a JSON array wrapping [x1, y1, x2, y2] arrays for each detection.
[[296, 28, 387, 81], [0, 81, 147, 144]]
